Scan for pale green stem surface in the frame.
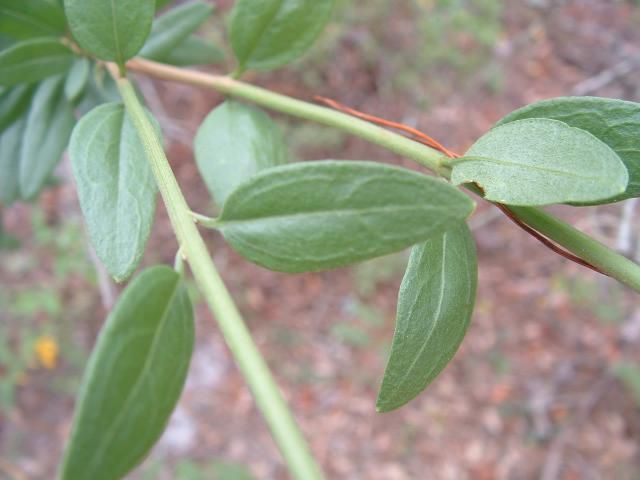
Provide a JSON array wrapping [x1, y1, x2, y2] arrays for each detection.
[[124, 58, 640, 294], [116, 76, 325, 480]]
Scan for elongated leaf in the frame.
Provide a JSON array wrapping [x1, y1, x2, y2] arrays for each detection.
[[0, 83, 33, 131], [377, 224, 477, 412], [140, 0, 213, 61], [59, 266, 194, 480], [70, 103, 158, 282], [0, 0, 66, 40], [0, 115, 26, 204], [64, 0, 155, 65], [20, 75, 74, 199], [230, 0, 334, 71], [451, 118, 628, 206], [161, 34, 224, 66], [195, 100, 288, 206], [64, 57, 90, 103], [0, 38, 73, 87], [216, 161, 474, 272], [496, 96, 640, 203]]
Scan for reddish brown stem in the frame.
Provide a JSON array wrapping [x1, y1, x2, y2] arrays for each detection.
[[314, 96, 459, 158], [495, 203, 608, 276]]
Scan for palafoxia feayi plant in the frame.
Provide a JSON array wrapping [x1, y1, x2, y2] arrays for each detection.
[[2, 1, 640, 478]]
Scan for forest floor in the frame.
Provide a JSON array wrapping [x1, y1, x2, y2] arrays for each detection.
[[4, 1, 640, 479]]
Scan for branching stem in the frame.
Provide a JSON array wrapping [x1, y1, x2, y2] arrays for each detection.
[[125, 57, 640, 293]]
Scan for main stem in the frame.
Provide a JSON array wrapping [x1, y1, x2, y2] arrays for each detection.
[[116, 76, 324, 480], [125, 58, 640, 293]]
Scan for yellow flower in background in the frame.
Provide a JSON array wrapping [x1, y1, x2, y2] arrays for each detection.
[[35, 335, 59, 370]]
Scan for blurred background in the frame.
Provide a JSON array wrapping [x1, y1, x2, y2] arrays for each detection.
[[3, 0, 640, 478]]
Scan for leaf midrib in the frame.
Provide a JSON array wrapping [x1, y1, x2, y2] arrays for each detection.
[[110, 0, 123, 64], [458, 155, 612, 182], [220, 203, 465, 227], [393, 234, 448, 390], [236, 0, 284, 67], [86, 276, 181, 476]]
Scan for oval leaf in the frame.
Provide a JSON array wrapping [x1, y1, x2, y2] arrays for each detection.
[[230, 0, 334, 71], [59, 266, 194, 480], [64, 57, 90, 103], [194, 100, 288, 206], [0, 115, 26, 205], [64, 0, 155, 65], [451, 118, 628, 206], [216, 161, 475, 272], [496, 96, 640, 204], [20, 75, 75, 199], [376, 224, 477, 412], [0, 38, 73, 87], [70, 103, 158, 282], [140, 0, 213, 61], [0, 0, 66, 40]]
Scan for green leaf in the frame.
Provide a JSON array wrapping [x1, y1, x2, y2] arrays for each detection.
[[69, 103, 158, 282], [0, 83, 33, 132], [0, 115, 26, 205], [64, 0, 155, 65], [230, 0, 334, 71], [161, 35, 224, 66], [451, 118, 628, 206], [376, 224, 477, 412], [64, 57, 90, 103], [0, 38, 74, 87], [496, 96, 640, 204], [0, 0, 66, 40], [140, 0, 213, 61], [59, 266, 194, 480], [20, 75, 75, 199], [194, 100, 288, 206], [216, 161, 474, 272]]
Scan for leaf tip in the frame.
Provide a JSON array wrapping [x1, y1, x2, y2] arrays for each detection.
[[375, 401, 389, 413], [375, 394, 402, 413], [111, 268, 134, 284], [375, 383, 407, 413], [374, 397, 387, 413]]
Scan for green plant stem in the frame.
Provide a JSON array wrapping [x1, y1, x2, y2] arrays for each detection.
[[510, 206, 640, 291], [116, 76, 324, 480], [125, 57, 640, 294], [125, 58, 448, 174]]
